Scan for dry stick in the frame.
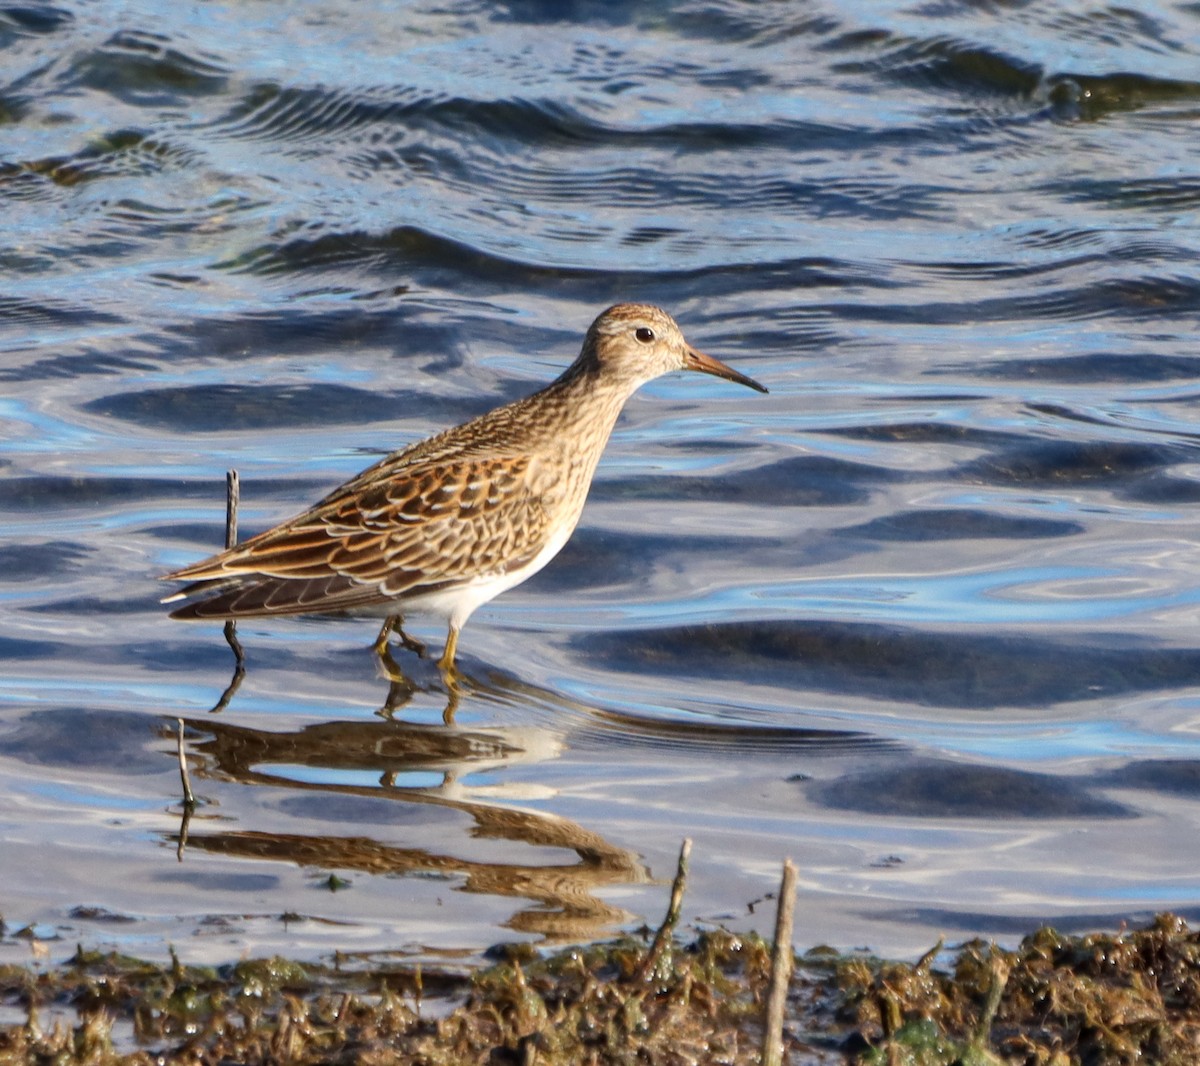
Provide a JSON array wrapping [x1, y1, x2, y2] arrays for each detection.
[[176, 718, 194, 809], [175, 715, 194, 861], [762, 858, 798, 1066], [636, 837, 692, 983], [210, 470, 245, 713], [221, 469, 244, 666], [178, 471, 245, 852]]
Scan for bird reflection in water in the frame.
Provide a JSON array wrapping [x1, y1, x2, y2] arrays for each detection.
[[171, 702, 649, 942]]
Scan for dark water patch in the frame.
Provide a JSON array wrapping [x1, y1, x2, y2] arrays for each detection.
[[473, 160, 950, 223], [1101, 760, 1200, 796], [905, 253, 1099, 284], [67, 29, 228, 106], [1060, 177, 1200, 213], [907, 238, 1190, 284], [1023, 403, 1129, 434], [0, 635, 60, 660], [710, 320, 842, 355], [27, 593, 163, 617], [593, 455, 894, 507], [825, 420, 1025, 450], [807, 761, 1132, 819], [580, 621, 1200, 709], [419, 94, 611, 149], [1119, 472, 1200, 505], [841, 508, 1082, 542], [215, 219, 872, 313], [496, 0, 662, 28], [152, 307, 471, 372], [838, 35, 1042, 101], [956, 439, 1187, 488], [214, 82, 614, 153], [496, 0, 841, 43], [619, 225, 685, 247], [0, 707, 164, 774], [83, 383, 482, 433], [0, 4, 74, 40], [965, 352, 1200, 384], [0, 541, 90, 582], [0, 348, 159, 384], [214, 224, 483, 279], [0, 475, 242, 511], [814, 274, 1200, 327], [0, 296, 124, 338], [673, 5, 840, 47], [1013, 226, 1110, 252], [801, 178, 948, 222], [1059, 276, 1200, 320]]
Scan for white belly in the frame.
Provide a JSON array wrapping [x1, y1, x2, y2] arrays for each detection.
[[353, 518, 577, 629]]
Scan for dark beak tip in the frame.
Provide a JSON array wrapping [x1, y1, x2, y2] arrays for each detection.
[[730, 369, 768, 394], [685, 346, 768, 395]]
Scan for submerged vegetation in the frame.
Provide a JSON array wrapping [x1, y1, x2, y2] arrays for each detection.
[[3, 913, 1200, 1064]]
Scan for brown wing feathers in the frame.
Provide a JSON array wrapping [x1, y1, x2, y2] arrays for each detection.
[[165, 456, 550, 619]]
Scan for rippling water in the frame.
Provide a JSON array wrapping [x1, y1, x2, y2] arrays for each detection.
[[4, 0, 1200, 965]]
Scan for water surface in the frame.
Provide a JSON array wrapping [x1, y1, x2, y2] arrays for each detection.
[[4, 0, 1200, 965]]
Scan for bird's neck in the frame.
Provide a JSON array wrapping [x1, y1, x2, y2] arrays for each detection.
[[526, 361, 640, 445]]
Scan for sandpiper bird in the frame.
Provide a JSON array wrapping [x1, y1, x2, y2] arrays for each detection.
[[162, 304, 767, 673]]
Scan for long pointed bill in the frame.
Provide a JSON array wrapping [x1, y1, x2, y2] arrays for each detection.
[[684, 345, 768, 393]]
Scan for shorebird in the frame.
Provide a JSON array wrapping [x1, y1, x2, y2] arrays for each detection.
[[162, 303, 767, 675]]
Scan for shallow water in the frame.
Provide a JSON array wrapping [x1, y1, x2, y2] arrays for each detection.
[[4, 0, 1200, 966]]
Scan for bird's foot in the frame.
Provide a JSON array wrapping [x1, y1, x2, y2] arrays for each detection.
[[374, 616, 427, 659], [397, 627, 427, 658]]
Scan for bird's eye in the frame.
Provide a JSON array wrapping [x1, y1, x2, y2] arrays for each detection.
[[634, 327, 655, 344]]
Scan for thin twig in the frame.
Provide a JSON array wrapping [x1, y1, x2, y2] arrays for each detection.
[[221, 468, 244, 665], [762, 858, 798, 1066], [176, 801, 192, 862], [636, 837, 692, 983], [224, 468, 240, 547], [176, 718, 194, 809], [176, 717, 194, 862], [210, 469, 245, 712]]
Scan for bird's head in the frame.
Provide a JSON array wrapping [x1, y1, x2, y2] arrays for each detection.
[[581, 303, 767, 394]]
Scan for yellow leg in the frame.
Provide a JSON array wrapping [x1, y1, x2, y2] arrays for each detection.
[[373, 616, 398, 656], [435, 627, 462, 724], [436, 625, 460, 674]]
